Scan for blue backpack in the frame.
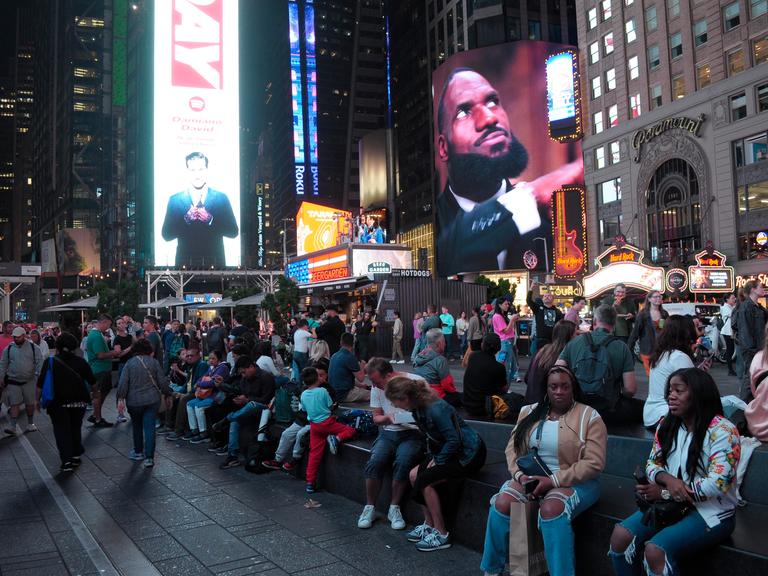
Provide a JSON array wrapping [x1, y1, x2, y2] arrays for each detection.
[[40, 357, 55, 409]]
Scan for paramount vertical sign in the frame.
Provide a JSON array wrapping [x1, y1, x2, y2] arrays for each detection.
[[154, 0, 242, 267]]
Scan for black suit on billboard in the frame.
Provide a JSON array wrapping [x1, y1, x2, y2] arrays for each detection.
[[161, 188, 238, 268], [436, 180, 551, 277]]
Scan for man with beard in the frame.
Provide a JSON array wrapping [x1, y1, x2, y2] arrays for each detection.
[[435, 68, 583, 276]]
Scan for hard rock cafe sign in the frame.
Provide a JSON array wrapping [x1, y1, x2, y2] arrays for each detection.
[[583, 235, 665, 299], [631, 114, 705, 162]]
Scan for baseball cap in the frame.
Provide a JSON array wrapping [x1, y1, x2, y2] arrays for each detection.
[[12, 327, 26, 337]]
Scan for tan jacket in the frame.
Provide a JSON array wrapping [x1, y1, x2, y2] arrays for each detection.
[[505, 401, 607, 489]]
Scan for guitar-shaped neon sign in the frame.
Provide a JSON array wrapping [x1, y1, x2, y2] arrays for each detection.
[[554, 188, 584, 277]]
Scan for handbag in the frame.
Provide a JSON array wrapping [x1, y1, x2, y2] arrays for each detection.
[[515, 420, 554, 478], [40, 357, 55, 409], [634, 467, 692, 529], [137, 356, 167, 413], [508, 500, 548, 576]]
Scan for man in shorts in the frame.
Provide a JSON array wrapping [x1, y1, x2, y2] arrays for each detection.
[[86, 314, 119, 427], [0, 327, 44, 436]]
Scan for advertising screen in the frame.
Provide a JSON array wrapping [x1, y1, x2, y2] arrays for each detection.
[[154, 0, 241, 268], [432, 42, 584, 277], [546, 51, 581, 141], [57, 229, 100, 276], [296, 201, 352, 256], [351, 247, 412, 276], [552, 186, 587, 278], [287, 248, 350, 284]]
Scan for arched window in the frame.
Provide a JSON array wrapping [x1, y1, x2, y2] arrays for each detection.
[[645, 158, 701, 264]]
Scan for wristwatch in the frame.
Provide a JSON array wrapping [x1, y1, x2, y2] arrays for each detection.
[[661, 489, 671, 500]]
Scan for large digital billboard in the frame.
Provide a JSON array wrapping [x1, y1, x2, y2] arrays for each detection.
[[433, 42, 584, 277], [57, 229, 100, 276], [296, 201, 352, 256], [154, 0, 241, 268], [287, 248, 350, 284]]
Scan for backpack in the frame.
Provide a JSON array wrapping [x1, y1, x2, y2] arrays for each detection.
[[572, 333, 619, 411], [337, 409, 378, 437], [168, 334, 185, 361], [273, 377, 297, 424]]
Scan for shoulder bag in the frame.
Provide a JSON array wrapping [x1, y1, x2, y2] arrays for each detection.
[[515, 419, 554, 478], [634, 467, 692, 530], [136, 356, 167, 413]]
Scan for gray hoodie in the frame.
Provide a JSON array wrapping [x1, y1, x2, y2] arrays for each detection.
[[0, 341, 43, 384]]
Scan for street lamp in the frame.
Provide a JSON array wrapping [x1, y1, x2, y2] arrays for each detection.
[[533, 237, 551, 281], [280, 218, 294, 270]]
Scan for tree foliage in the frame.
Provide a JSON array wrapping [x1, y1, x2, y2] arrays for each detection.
[[261, 276, 299, 336], [475, 275, 517, 303], [222, 285, 263, 328]]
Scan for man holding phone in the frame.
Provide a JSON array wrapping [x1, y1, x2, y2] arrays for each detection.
[[357, 358, 426, 531]]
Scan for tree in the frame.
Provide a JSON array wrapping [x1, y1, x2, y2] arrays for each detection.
[[222, 285, 263, 328], [475, 275, 516, 303], [261, 276, 299, 336]]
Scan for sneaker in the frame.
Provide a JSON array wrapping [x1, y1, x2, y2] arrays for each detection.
[[207, 443, 224, 453], [166, 432, 180, 441], [484, 572, 502, 576], [182, 430, 199, 441], [156, 426, 169, 435], [327, 434, 339, 455], [70, 456, 82, 467], [281, 460, 297, 472], [26, 423, 38, 432], [415, 530, 451, 552], [305, 482, 316, 494], [189, 433, 210, 444], [406, 522, 433, 543], [4, 426, 21, 437], [129, 450, 144, 461], [93, 419, 114, 428], [219, 455, 240, 469], [87, 414, 96, 424], [60, 462, 75, 473], [388, 505, 406, 530], [143, 458, 154, 468], [116, 415, 128, 423], [211, 419, 228, 432], [215, 445, 229, 456], [261, 459, 283, 471], [357, 504, 375, 529]]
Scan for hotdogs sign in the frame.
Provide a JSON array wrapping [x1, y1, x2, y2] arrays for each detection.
[[632, 114, 705, 162]]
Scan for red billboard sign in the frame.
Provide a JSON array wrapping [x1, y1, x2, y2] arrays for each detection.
[[552, 186, 587, 278]]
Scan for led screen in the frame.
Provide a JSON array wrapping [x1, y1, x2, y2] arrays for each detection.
[[154, 0, 241, 268], [287, 248, 350, 284], [546, 51, 581, 140], [432, 42, 584, 277], [351, 248, 412, 276], [296, 201, 353, 256]]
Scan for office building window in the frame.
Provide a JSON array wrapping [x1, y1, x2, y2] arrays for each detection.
[[753, 36, 768, 65], [594, 111, 604, 134], [694, 20, 708, 46], [752, 0, 768, 18], [645, 6, 657, 31], [626, 19, 636, 43], [673, 75, 686, 99], [731, 93, 747, 121], [608, 104, 618, 127], [606, 67, 616, 90], [626, 0, 634, 5], [734, 131, 768, 167], [727, 48, 745, 76], [592, 76, 602, 99], [528, 20, 541, 40], [651, 84, 663, 108], [588, 7, 598, 29], [723, 2, 740, 31], [598, 177, 621, 204], [697, 63, 711, 88], [630, 94, 642, 118], [668, 0, 680, 18], [602, 0, 612, 21], [610, 141, 621, 163], [758, 83, 768, 112], [604, 32, 614, 54], [600, 215, 624, 245], [736, 181, 768, 214], [670, 33, 683, 59], [628, 55, 639, 79], [590, 41, 600, 64], [596, 146, 606, 169], [739, 229, 768, 260], [648, 45, 661, 69]]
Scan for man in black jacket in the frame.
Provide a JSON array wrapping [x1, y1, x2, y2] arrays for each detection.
[[462, 333, 523, 419], [316, 306, 346, 356], [218, 356, 276, 469], [527, 281, 564, 350], [734, 280, 768, 401]]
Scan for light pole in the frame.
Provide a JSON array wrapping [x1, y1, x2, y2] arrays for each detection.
[[533, 236, 550, 280], [280, 218, 294, 271]]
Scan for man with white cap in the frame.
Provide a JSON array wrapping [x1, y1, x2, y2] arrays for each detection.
[[0, 327, 44, 435]]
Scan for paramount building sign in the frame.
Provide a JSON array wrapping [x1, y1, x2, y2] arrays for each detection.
[[632, 114, 705, 162]]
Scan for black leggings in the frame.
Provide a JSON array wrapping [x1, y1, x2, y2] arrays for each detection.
[[47, 406, 85, 464], [411, 441, 487, 506]]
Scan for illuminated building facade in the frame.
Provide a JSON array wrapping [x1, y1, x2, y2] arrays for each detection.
[[0, 78, 14, 262]]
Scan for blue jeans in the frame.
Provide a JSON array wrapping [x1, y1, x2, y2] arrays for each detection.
[[127, 403, 159, 458], [481, 478, 600, 576], [364, 429, 425, 482], [227, 401, 268, 456], [459, 333, 468, 356], [292, 351, 309, 382], [186, 396, 214, 432], [496, 338, 518, 383], [609, 509, 735, 576]]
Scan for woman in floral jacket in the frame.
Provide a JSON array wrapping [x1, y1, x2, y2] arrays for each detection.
[[609, 368, 741, 576]]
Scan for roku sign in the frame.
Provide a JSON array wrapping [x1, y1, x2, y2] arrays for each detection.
[[173, 0, 223, 89]]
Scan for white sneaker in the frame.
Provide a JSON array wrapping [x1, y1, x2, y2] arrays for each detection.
[[357, 504, 375, 529], [26, 423, 38, 432], [387, 505, 406, 530]]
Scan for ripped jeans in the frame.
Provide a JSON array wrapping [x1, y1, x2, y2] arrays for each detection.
[[480, 478, 600, 576], [609, 509, 734, 576]]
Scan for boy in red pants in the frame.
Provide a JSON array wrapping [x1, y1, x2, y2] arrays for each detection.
[[300, 367, 356, 493]]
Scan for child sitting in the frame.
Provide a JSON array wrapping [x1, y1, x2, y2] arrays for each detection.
[[184, 350, 230, 443], [262, 358, 332, 472], [301, 366, 355, 493]]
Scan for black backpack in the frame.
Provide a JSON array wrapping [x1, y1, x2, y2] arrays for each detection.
[[573, 333, 619, 411]]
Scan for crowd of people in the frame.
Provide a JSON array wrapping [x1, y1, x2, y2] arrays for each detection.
[[0, 277, 766, 571]]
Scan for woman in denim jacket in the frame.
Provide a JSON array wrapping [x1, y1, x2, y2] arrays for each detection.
[[386, 376, 486, 552]]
